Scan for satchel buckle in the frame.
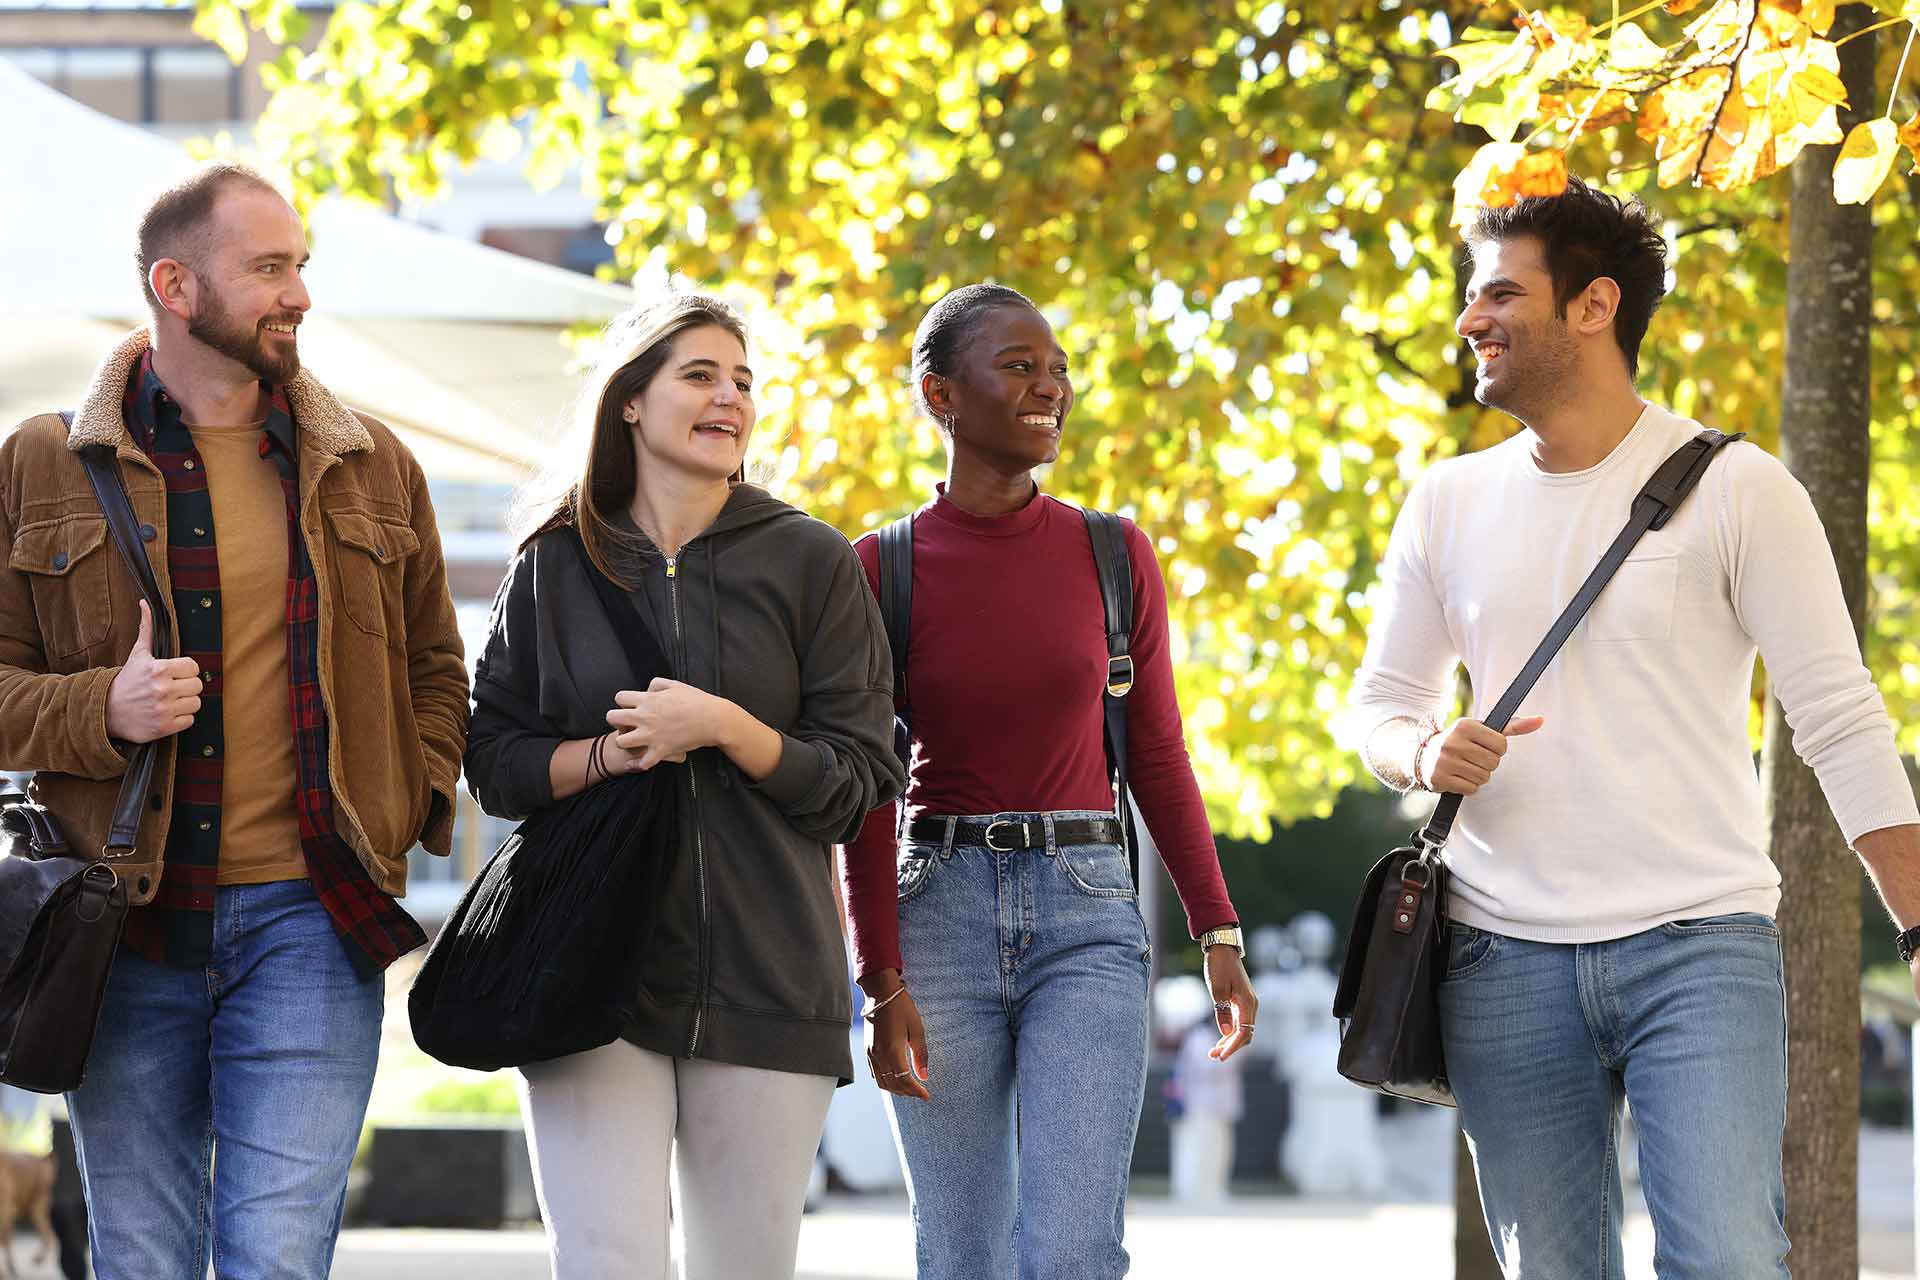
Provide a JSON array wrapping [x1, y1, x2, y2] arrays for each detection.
[[75, 863, 119, 924], [984, 819, 1030, 852]]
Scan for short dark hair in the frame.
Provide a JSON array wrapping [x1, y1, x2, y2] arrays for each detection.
[[1467, 176, 1668, 377], [910, 282, 1040, 420], [135, 162, 283, 313]]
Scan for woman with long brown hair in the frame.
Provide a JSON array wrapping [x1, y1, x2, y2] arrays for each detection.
[[464, 292, 905, 1278]]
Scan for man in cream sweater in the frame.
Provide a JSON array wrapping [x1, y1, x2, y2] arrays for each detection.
[[1352, 177, 1920, 1276]]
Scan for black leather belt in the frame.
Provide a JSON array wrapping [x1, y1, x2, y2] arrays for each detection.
[[905, 814, 1123, 853]]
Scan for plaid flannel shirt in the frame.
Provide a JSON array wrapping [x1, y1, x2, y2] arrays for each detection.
[[119, 351, 425, 976]]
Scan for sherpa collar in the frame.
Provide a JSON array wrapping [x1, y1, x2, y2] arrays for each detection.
[[65, 328, 374, 459]]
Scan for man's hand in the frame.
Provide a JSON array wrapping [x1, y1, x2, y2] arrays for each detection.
[[104, 600, 200, 744], [1420, 715, 1545, 795]]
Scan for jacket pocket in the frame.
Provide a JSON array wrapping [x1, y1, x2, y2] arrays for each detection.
[[9, 514, 112, 659], [325, 507, 419, 641]]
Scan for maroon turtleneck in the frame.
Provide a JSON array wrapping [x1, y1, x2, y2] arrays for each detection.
[[839, 484, 1237, 980]]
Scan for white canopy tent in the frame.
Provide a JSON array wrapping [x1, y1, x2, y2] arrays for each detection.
[[0, 56, 633, 484]]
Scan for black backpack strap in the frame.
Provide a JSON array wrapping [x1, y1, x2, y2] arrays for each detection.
[[1415, 428, 1744, 853], [1081, 508, 1140, 885], [72, 435, 173, 859], [877, 516, 914, 706]]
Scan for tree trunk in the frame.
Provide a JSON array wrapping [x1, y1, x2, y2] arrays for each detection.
[[1453, 1124, 1501, 1279], [1766, 8, 1877, 1276]]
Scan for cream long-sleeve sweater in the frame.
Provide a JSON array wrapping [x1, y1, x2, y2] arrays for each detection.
[[1351, 402, 1917, 942]]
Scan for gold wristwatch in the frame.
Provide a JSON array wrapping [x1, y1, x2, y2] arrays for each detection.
[[1197, 925, 1245, 956]]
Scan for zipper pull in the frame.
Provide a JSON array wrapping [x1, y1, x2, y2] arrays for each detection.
[[665, 556, 677, 579]]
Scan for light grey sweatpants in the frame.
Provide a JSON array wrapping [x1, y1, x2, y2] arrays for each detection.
[[518, 1039, 837, 1280]]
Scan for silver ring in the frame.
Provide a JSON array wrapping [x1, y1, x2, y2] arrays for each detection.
[[1212, 1001, 1232, 1011]]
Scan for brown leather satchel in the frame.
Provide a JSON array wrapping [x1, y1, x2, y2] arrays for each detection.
[[0, 431, 172, 1093], [1333, 428, 1742, 1106]]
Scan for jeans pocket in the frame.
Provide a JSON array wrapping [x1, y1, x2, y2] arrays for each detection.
[[1443, 923, 1500, 979], [896, 843, 939, 902], [1055, 842, 1135, 899], [1661, 912, 1778, 938]]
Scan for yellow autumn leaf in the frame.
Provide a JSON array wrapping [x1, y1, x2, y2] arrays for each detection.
[[1664, 0, 1711, 12], [1450, 141, 1525, 229], [1798, 0, 1839, 34], [1833, 118, 1898, 204], [1608, 21, 1668, 70]]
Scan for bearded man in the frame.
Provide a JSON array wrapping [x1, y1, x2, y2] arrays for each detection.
[[0, 162, 468, 1277]]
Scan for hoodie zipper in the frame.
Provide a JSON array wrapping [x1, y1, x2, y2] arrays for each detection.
[[666, 553, 712, 1057]]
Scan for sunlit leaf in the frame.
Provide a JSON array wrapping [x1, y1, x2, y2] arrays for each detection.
[[1833, 117, 1899, 204]]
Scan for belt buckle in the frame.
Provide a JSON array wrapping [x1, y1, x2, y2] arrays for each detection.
[[984, 818, 1029, 852]]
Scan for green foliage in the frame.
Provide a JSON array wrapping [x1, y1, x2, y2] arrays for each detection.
[[409, 1076, 521, 1117], [196, 0, 1920, 836]]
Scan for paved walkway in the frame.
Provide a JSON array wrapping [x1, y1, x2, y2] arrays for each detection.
[[9, 1120, 1913, 1277]]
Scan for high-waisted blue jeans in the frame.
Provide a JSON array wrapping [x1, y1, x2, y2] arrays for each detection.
[[885, 810, 1152, 1280], [1439, 912, 1791, 1278]]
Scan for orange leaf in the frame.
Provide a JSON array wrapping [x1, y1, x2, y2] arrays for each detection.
[[1898, 110, 1920, 168], [1540, 90, 1634, 133], [1489, 150, 1571, 203], [1664, 0, 1711, 12]]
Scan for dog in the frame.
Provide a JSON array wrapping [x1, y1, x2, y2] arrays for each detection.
[[0, 1149, 56, 1280]]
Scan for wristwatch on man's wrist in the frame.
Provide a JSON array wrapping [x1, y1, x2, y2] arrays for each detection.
[[1897, 923, 1920, 964], [1198, 925, 1245, 957]]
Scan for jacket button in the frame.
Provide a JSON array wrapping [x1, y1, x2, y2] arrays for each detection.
[[198, 820, 211, 831], [200, 596, 213, 609], [183, 459, 196, 471], [140, 524, 157, 542], [194, 527, 207, 537], [200, 745, 214, 757], [51, 552, 68, 570], [150, 794, 162, 811]]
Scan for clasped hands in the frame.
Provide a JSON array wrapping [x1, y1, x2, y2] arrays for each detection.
[[600, 677, 724, 773]]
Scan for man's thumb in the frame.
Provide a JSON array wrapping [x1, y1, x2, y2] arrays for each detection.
[[129, 599, 153, 661], [1505, 715, 1546, 737]]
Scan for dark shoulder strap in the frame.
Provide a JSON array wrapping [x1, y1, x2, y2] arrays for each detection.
[[1081, 508, 1141, 884], [878, 515, 914, 706], [565, 525, 671, 685], [1416, 428, 1744, 852], [72, 434, 172, 858]]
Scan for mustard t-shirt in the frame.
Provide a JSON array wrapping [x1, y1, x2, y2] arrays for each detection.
[[186, 423, 307, 885]]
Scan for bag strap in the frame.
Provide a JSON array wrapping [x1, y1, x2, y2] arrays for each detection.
[[877, 515, 914, 708], [1415, 428, 1744, 854], [64, 417, 172, 859], [564, 525, 671, 685], [1080, 508, 1140, 886]]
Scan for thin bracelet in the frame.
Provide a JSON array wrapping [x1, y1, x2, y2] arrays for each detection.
[[583, 735, 598, 791], [862, 985, 908, 1022], [1411, 719, 1444, 792]]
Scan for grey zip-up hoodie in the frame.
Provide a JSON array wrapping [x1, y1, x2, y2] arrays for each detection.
[[464, 485, 906, 1081]]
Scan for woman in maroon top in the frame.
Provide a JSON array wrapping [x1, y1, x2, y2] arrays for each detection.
[[840, 283, 1256, 1277]]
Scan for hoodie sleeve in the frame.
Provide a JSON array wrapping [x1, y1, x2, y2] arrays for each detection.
[[464, 542, 565, 821], [749, 535, 908, 842]]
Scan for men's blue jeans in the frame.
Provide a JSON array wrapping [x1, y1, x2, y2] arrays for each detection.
[[66, 878, 384, 1279], [1439, 912, 1790, 1278], [885, 811, 1152, 1280]]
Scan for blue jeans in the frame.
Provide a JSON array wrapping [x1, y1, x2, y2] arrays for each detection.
[[885, 811, 1151, 1280], [66, 878, 384, 1279], [1439, 913, 1790, 1278]]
